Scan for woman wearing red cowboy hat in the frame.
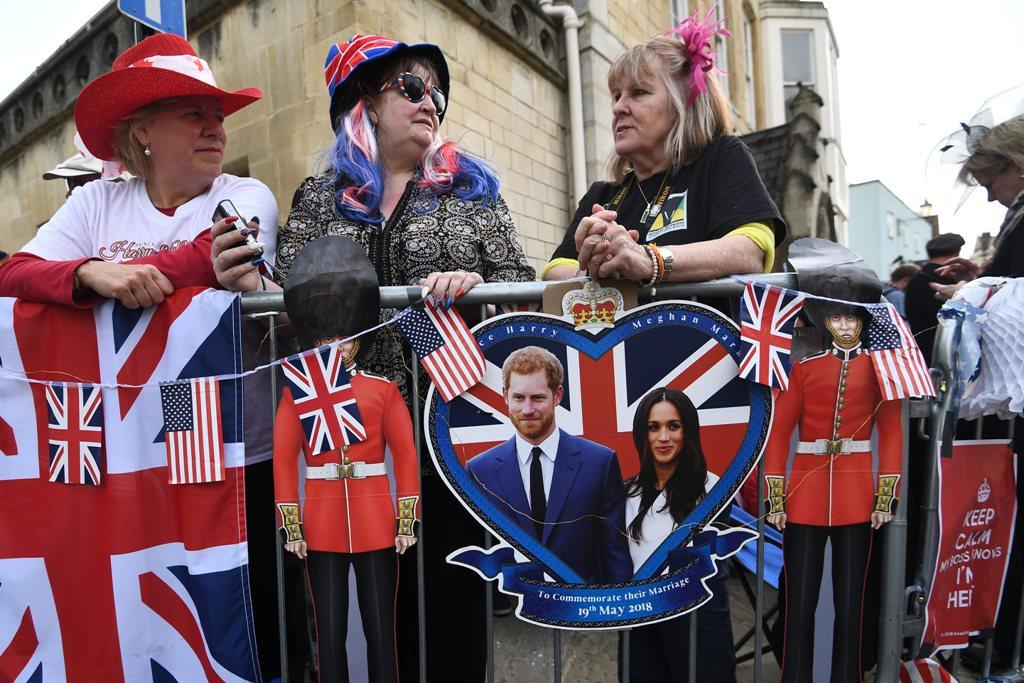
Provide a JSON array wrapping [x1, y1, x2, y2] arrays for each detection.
[[0, 33, 276, 306], [0, 33, 301, 680], [272, 34, 534, 681]]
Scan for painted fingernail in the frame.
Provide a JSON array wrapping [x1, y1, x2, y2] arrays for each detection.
[[250, 216, 260, 224], [421, 285, 430, 300], [434, 295, 444, 307], [444, 296, 454, 309], [454, 287, 465, 299], [413, 276, 422, 283], [225, 216, 237, 223]]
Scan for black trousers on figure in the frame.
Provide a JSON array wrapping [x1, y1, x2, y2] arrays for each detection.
[[397, 473, 487, 682], [780, 523, 872, 683], [307, 548, 399, 683]]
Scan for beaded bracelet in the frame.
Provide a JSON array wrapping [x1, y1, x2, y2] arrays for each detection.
[[643, 245, 661, 286]]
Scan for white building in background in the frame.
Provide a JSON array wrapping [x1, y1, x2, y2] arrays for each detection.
[[758, 0, 848, 244]]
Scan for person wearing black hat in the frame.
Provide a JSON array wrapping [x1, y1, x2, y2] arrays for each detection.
[[276, 237, 419, 683], [904, 232, 966, 366], [274, 34, 533, 680], [764, 239, 902, 683]]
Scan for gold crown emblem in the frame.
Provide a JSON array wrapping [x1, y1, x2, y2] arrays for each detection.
[[561, 282, 623, 330], [977, 477, 992, 503]]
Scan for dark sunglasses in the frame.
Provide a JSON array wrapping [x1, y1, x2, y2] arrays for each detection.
[[380, 72, 446, 114]]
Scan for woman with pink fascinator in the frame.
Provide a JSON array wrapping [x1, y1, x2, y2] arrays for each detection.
[[543, 10, 785, 286]]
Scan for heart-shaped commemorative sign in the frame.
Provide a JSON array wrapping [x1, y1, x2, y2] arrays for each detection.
[[426, 300, 771, 628]]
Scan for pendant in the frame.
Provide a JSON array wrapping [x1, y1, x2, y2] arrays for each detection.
[[648, 203, 663, 219]]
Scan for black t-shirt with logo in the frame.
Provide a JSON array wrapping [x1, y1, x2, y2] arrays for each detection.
[[551, 135, 786, 262]]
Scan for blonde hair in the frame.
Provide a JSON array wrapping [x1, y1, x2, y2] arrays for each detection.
[[110, 97, 186, 178], [607, 34, 730, 182], [502, 346, 564, 391], [958, 116, 1024, 185]]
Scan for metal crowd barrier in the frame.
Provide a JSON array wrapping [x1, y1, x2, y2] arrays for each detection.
[[238, 274, 1022, 682]]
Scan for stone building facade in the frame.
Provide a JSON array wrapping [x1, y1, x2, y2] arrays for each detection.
[[0, 0, 805, 272]]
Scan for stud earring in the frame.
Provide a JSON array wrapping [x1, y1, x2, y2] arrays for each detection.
[[144, 147, 151, 156]]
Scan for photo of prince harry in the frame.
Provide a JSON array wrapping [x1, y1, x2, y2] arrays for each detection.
[[466, 346, 632, 583]]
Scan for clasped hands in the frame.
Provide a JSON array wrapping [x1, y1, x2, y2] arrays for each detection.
[[575, 204, 654, 282]]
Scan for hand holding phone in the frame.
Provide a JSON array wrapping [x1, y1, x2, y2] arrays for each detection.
[[213, 199, 265, 266]]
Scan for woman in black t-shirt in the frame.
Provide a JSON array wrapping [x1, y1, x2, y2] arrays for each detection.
[[543, 18, 785, 285]]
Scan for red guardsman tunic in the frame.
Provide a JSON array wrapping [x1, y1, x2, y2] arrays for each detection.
[[273, 370, 420, 553], [764, 344, 902, 526]]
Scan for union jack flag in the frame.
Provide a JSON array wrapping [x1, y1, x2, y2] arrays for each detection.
[[441, 309, 754, 481], [45, 382, 104, 486], [324, 35, 399, 96], [0, 289, 258, 682], [866, 302, 935, 399], [281, 345, 366, 455], [737, 282, 804, 390]]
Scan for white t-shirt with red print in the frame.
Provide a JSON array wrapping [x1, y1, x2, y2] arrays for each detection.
[[23, 173, 278, 265]]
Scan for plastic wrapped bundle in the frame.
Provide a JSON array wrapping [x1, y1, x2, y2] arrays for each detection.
[[958, 278, 1024, 419]]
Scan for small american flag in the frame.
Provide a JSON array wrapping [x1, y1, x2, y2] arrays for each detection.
[[395, 301, 485, 402], [280, 345, 365, 455], [159, 378, 225, 484], [45, 382, 104, 486], [737, 281, 804, 389], [866, 302, 935, 399]]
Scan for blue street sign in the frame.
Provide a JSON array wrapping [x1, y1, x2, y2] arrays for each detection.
[[117, 0, 187, 39]]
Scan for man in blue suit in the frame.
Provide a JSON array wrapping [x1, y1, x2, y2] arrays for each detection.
[[466, 346, 633, 584]]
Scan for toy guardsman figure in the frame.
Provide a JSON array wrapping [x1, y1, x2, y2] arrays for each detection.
[[274, 236, 420, 683], [764, 239, 902, 683]]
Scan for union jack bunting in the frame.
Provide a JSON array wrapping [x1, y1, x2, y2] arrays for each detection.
[[160, 377, 225, 484], [281, 345, 366, 456], [395, 300, 486, 402], [867, 302, 935, 399], [737, 281, 804, 390], [45, 382, 104, 486]]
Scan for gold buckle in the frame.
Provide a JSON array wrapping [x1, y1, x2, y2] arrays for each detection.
[[340, 463, 357, 479], [825, 439, 845, 455]]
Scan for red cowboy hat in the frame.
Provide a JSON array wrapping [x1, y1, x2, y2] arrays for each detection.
[[75, 33, 263, 161]]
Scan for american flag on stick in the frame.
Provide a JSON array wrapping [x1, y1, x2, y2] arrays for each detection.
[[159, 377, 226, 484], [737, 281, 804, 390], [865, 302, 935, 400], [395, 301, 485, 402]]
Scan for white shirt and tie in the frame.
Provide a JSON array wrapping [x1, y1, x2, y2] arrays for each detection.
[[514, 429, 559, 507]]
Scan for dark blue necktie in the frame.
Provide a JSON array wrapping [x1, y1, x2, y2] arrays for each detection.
[[530, 446, 547, 539]]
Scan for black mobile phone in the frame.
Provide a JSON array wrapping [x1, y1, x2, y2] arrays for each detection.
[[213, 199, 264, 265]]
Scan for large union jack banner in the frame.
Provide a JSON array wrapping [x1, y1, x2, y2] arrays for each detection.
[[0, 288, 258, 682]]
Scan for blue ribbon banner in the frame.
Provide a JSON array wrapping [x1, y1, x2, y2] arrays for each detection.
[[449, 526, 755, 628]]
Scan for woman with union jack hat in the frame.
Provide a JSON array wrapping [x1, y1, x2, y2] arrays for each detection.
[[273, 34, 533, 680]]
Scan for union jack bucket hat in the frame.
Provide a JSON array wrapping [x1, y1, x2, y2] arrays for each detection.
[[75, 33, 263, 161], [324, 34, 450, 131]]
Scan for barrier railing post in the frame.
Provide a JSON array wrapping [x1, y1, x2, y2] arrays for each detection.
[[754, 458, 765, 683], [876, 400, 911, 680], [688, 612, 697, 681], [268, 317, 290, 683], [553, 630, 562, 682], [411, 357, 428, 683], [481, 304, 496, 683], [622, 630, 630, 683]]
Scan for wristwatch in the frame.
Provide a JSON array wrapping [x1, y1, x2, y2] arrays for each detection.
[[657, 246, 674, 281]]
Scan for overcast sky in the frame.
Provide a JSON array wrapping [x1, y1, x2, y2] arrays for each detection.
[[2, 0, 1022, 255]]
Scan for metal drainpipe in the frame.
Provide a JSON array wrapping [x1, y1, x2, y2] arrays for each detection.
[[537, 0, 588, 203]]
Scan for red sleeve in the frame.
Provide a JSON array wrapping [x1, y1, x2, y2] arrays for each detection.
[[124, 228, 218, 289], [0, 252, 99, 307], [874, 397, 904, 497], [0, 229, 217, 308], [273, 389, 305, 522], [383, 380, 421, 518], [765, 361, 803, 480]]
